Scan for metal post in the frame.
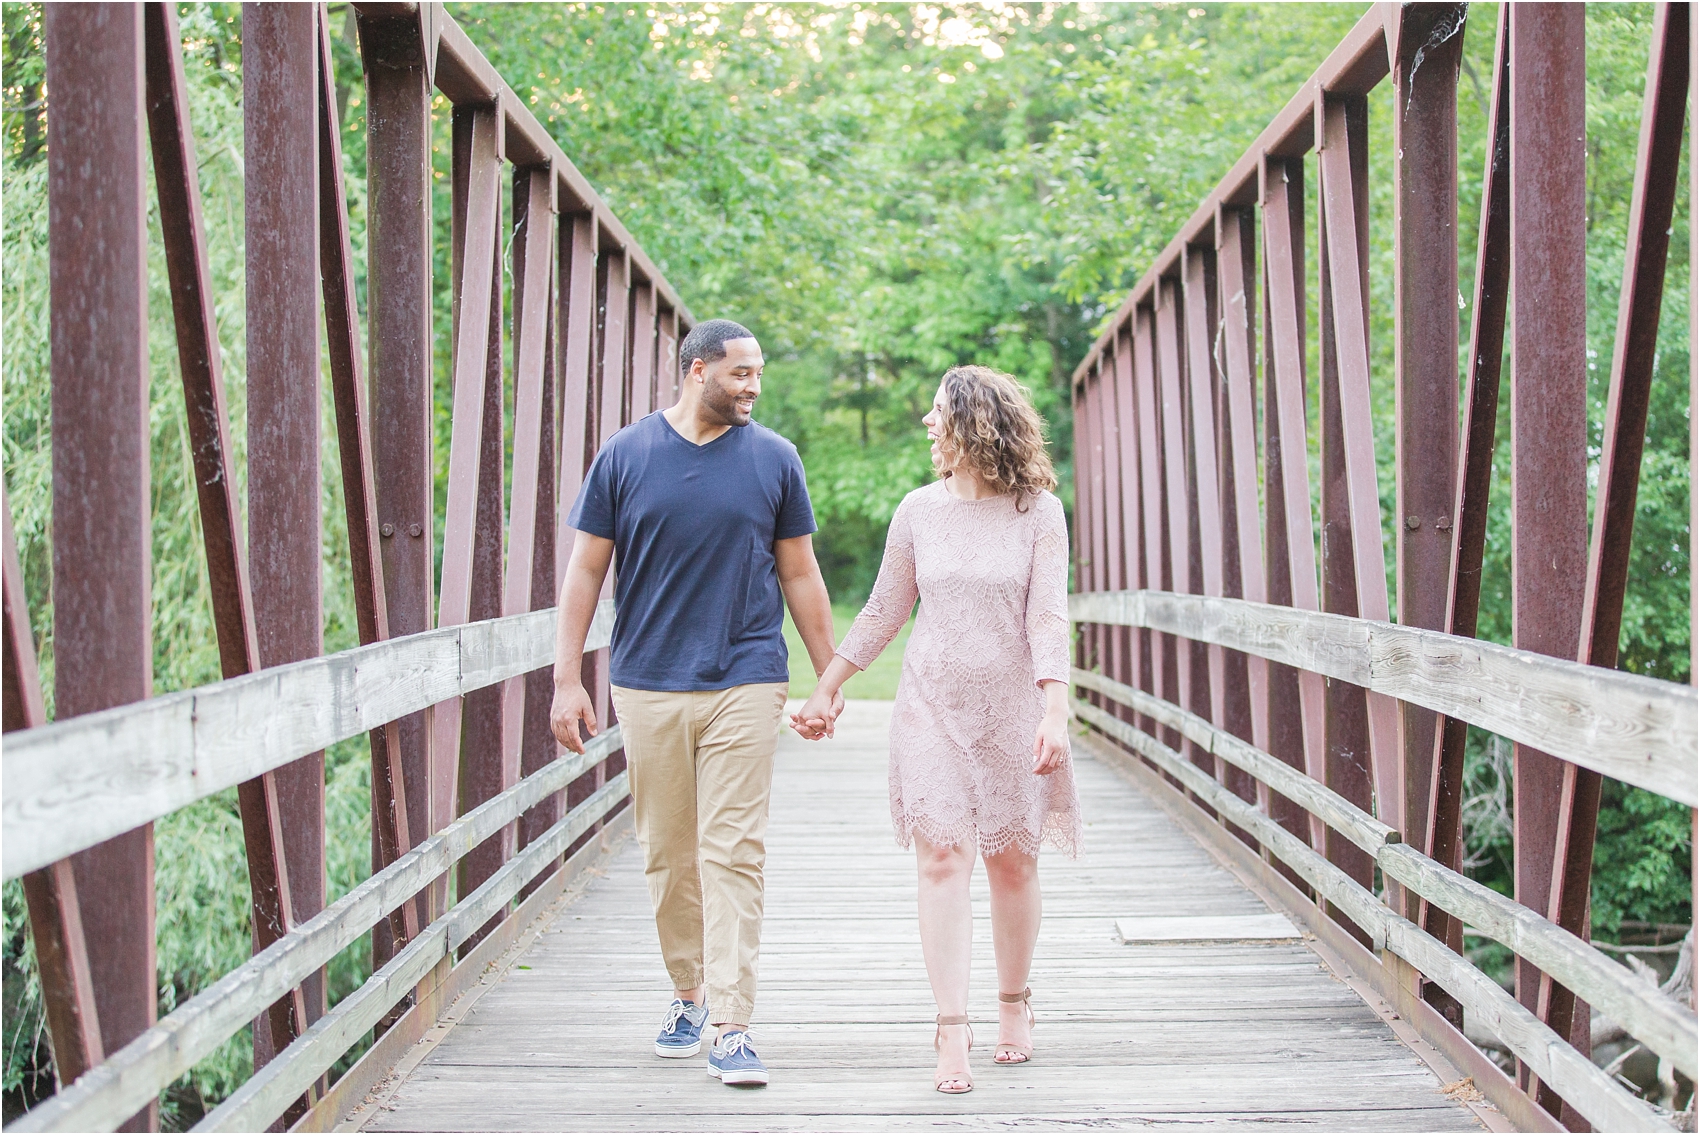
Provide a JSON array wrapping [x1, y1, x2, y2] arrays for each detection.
[[1424, 7, 1511, 1008], [1083, 364, 1108, 696], [434, 101, 502, 842], [630, 278, 657, 422], [360, 5, 438, 949], [1392, 4, 1466, 923], [244, 10, 328, 1080], [1133, 308, 1166, 746], [491, 166, 555, 907], [1110, 327, 1142, 721], [1214, 206, 1268, 772], [44, 7, 155, 1126], [1259, 155, 1328, 856], [1539, 0, 1691, 1097], [1155, 281, 1194, 774], [1506, 5, 1589, 1113], [1316, 92, 1377, 920], [456, 137, 512, 948], [1182, 246, 1229, 799], [316, 7, 415, 952]]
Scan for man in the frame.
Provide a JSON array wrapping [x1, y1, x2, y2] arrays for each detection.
[[550, 319, 841, 1087]]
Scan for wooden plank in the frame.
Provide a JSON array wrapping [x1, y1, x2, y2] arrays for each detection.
[[1115, 915, 1301, 944], [1070, 590, 1696, 805], [5, 730, 624, 1134], [1084, 728, 1544, 1135], [300, 809, 634, 1133], [1074, 678, 1697, 1078], [3, 603, 613, 880], [198, 775, 633, 1133], [1071, 698, 1674, 1133], [361, 702, 1481, 1133]]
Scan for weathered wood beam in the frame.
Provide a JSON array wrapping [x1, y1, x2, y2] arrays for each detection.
[[4, 604, 614, 880], [1069, 592, 1696, 807]]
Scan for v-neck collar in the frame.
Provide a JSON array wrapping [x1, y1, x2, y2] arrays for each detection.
[[658, 410, 740, 451]]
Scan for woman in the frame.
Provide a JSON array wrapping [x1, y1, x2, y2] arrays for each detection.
[[793, 364, 1080, 1095]]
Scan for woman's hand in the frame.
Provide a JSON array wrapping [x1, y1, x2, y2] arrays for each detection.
[[1032, 681, 1070, 775], [1032, 707, 1070, 774], [789, 656, 860, 741], [790, 686, 843, 740]]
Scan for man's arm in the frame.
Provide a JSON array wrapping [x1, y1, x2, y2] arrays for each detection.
[[550, 530, 615, 753], [776, 534, 833, 675], [775, 534, 845, 726]]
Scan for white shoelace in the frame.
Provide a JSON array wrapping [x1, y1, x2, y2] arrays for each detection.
[[716, 1030, 755, 1058], [661, 1000, 697, 1034]]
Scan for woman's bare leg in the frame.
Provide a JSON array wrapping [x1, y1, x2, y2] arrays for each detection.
[[983, 844, 1040, 1058], [915, 832, 976, 1088]]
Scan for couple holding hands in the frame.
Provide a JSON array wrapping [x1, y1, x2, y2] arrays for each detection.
[[549, 319, 1080, 1095]]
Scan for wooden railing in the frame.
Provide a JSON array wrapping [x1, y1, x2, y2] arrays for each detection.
[[1067, 3, 1694, 1131], [6, 605, 621, 1133], [1068, 593, 1695, 1133], [3, 2, 689, 1130]]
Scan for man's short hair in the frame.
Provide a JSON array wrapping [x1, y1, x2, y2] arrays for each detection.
[[679, 319, 756, 376]]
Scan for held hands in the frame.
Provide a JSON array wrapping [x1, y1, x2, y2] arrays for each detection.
[[1032, 706, 1070, 775], [789, 686, 845, 741], [549, 681, 599, 754]]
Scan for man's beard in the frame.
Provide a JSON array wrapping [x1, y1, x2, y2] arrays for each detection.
[[701, 375, 752, 427]]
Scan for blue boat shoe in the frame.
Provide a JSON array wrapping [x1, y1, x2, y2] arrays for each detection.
[[706, 1029, 769, 1086], [654, 999, 708, 1058]]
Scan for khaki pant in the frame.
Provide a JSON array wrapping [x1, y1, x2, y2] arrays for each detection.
[[610, 682, 788, 1026]]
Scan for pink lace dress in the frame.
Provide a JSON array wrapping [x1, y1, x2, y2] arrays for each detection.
[[837, 480, 1082, 858]]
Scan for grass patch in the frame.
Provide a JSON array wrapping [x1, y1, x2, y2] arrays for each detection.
[[783, 603, 912, 700]]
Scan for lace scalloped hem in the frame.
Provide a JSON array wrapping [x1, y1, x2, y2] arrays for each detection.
[[892, 811, 1083, 860]]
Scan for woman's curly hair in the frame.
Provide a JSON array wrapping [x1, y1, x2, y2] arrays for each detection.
[[932, 364, 1057, 509]]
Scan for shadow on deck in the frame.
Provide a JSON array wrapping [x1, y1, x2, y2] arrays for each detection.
[[344, 702, 1490, 1132]]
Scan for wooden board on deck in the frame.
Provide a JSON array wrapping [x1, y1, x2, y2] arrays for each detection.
[[1116, 913, 1303, 944], [352, 700, 1486, 1133]]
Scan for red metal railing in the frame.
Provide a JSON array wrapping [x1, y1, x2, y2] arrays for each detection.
[[2, 3, 689, 1129], [1068, 4, 1694, 1131]]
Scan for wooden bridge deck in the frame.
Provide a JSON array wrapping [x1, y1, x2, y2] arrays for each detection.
[[348, 702, 1486, 1132]]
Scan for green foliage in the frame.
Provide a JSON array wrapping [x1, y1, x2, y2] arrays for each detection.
[[783, 605, 914, 699], [2, 3, 375, 1123]]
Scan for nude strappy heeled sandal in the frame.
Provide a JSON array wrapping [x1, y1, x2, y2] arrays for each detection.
[[994, 987, 1034, 1064], [933, 1014, 974, 1094]]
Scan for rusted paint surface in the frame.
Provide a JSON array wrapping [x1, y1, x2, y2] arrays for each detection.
[[1315, 93, 1377, 929], [1392, 4, 1466, 921], [44, 9, 156, 1127], [435, 103, 502, 850], [244, 11, 328, 1089], [1539, 1, 1691, 1092], [1424, 7, 1511, 994], [1505, 9, 1590, 1112], [1062, 8, 1683, 1129], [360, 5, 438, 950], [1110, 328, 1142, 722], [316, 6, 414, 951], [1213, 207, 1267, 777], [1259, 157, 1327, 856]]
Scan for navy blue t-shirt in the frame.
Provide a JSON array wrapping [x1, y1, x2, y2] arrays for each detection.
[[567, 412, 817, 691]]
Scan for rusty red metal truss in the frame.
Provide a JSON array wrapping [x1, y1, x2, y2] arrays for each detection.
[[1067, 4, 1693, 1130], [9, 3, 691, 1124]]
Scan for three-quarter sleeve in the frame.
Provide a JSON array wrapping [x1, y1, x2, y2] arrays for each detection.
[[1025, 494, 1072, 686], [837, 498, 919, 671]]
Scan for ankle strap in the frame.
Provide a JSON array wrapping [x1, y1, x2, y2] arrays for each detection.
[[998, 987, 1031, 1004], [935, 1014, 970, 1026]]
